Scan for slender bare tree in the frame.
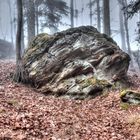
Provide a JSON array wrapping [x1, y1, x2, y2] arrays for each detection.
[[26, 0, 35, 44], [119, 3, 127, 52], [7, 0, 14, 45], [89, 0, 93, 25], [16, 0, 22, 63], [103, 0, 111, 36], [87, 0, 101, 31], [119, 0, 132, 55], [96, 0, 101, 32], [70, 0, 74, 27], [13, 0, 25, 82]]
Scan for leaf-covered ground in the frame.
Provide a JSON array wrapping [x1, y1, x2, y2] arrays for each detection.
[[0, 60, 140, 140]]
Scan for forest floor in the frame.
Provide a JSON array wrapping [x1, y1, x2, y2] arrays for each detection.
[[0, 60, 140, 140]]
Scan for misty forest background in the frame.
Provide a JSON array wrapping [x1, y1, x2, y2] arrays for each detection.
[[0, 0, 140, 71]]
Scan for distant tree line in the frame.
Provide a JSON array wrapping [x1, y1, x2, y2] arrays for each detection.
[[8, 0, 140, 81]]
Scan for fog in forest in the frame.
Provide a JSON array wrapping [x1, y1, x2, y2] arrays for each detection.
[[0, 0, 140, 70]]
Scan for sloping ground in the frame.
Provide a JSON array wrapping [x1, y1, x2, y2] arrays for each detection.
[[0, 60, 140, 140]]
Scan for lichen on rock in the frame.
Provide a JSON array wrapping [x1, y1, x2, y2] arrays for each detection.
[[21, 26, 130, 99], [120, 90, 140, 105]]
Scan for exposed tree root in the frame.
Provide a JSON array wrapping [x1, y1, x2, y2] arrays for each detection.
[[13, 60, 28, 83]]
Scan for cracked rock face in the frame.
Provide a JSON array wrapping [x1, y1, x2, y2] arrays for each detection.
[[22, 26, 130, 99]]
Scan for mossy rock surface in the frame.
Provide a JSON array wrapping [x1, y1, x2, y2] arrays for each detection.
[[20, 26, 130, 99], [120, 90, 140, 105]]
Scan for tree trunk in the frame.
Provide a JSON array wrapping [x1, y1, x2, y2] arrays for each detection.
[[103, 0, 111, 36], [21, 21, 25, 55], [35, 4, 39, 35], [89, 0, 93, 26], [81, 0, 84, 24], [119, 4, 127, 52], [118, 0, 133, 67], [27, 0, 35, 44], [97, 0, 101, 32], [13, 2, 17, 47], [74, 1, 78, 26], [13, 0, 27, 83], [16, 0, 22, 62], [7, 0, 14, 46], [123, 0, 132, 57], [70, 0, 74, 28], [118, 0, 132, 55]]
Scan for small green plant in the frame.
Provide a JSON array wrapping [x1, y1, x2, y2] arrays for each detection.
[[83, 77, 110, 87], [120, 90, 127, 97], [120, 102, 130, 110]]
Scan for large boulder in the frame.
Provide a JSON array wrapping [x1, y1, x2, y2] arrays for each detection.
[[0, 39, 14, 59], [22, 26, 130, 99]]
